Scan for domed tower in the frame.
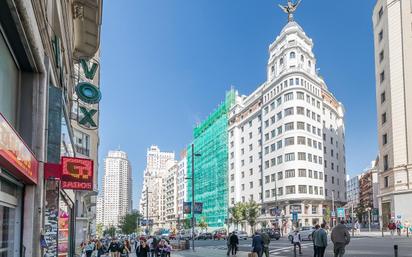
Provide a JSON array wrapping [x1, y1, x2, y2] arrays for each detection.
[[228, 0, 346, 232]]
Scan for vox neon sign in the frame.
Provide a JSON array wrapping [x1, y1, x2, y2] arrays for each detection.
[[75, 59, 101, 129]]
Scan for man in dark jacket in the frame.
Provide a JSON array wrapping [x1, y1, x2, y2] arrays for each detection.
[[331, 220, 351, 257], [261, 231, 271, 257], [252, 231, 264, 257], [229, 231, 239, 256]]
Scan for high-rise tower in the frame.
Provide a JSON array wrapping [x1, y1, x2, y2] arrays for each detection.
[[102, 150, 132, 227]]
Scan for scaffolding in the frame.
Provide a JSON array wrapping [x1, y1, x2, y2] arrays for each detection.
[[187, 90, 236, 229]]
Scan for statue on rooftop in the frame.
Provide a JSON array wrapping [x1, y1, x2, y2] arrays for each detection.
[[278, 0, 302, 22]]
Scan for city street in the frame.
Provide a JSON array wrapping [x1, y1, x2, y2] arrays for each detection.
[[167, 236, 412, 257]]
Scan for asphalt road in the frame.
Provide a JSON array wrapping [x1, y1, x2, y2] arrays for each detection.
[[168, 236, 412, 257]]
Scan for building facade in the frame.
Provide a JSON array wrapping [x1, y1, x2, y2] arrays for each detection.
[[176, 151, 188, 223], [164, 163, 179, 228], [373, 0, 412, 228], [228, 18, 346, 231], [346, 175, 361, 209], [187, 90, 236, 229], [0, 0, 101, 256], [139, 145, 175, 230], [102, 150, 132, 227]]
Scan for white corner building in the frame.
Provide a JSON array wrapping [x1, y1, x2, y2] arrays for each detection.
[[228, 15, 346, 231]]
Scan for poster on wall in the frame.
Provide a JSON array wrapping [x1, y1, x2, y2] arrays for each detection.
[[58, 209, 69, 257], [43, 179, 60, 257]]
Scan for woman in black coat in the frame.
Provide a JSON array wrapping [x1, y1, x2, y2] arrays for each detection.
[[136, 240, 150, 257]]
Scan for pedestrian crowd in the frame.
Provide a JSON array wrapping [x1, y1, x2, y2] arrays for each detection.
[[80, 236, 172, 257]]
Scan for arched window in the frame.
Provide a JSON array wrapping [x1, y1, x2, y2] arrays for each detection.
[[308, 60, 312, 67], [301, 55, 304, 62], [290, 52, 296, 59], [280, 58, 284, 66], [271, 66, 275, 72]]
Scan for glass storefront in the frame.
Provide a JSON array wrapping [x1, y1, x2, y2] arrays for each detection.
[[0, 173, 23, 257]]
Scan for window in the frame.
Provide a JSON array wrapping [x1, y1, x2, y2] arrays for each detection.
[[308, 170, 313, 178], [299, 185, 307, 194], [320, 187, 323, 195], [277, 155, 283, 164], [298, 169, 306, 177], [382, 112, 387, 124], [271, 116, 276, 124], [285, 122, 294, 131], [384, 154, 389, 171], [314, 186, 319, 195], [319, 172, 323, 180], [271, 143, 276, 152], [231, 186, 234, 193], [384, 176, 389, 188], [249, 156, 253, 163], [242, 196, 245, 202], [277, 97, 282, 106], [285, 153, 295, 162], [278, 171, 283, 180], [271, 189, 276, 197], [332, 176, 335, 184], [241, 137, 244, 143], [249, 132, 253, 139], [277, 140, 283, 149], [277, 112, 283, 121], [271, 158, 276, 166], [270, 173, 275, 182], [298, 152, 306, 161], [265, 190, 270, 198], [324, 174, 327, 182], [74, 129, 90, 156], [297, 136, 306, 145], [230, 174, 234, 181], [241, 160, 245, 166], [297, 106, 304, 115], [378, 6, 383, 20], [270, 101, 275, 110], [286, 186, 296, 194], [241, 184, 245, 190], [290, 52, 296, 59], [308, 60, 312, 67], [278, 187, 283, 196], [285, 137, 295, 146], [379, 30, 383, 42], [289, 78, 294, 86], [301, 55, 304, 62], [297, 92, 305, 100], [284, 107, 294, 116], [309, 186, 313, 194], [297, 122, 305, 130], [249, 182, 253, 188], [381, 92, 386, 104], [265, 160, 270, 169], [380, 71, 385, 83], [383, 134, 388, 145], [284, 93, 294, 101], [280, 58, 284, 66], [285, 169, 295, 178], [379, 50, 384, 62]]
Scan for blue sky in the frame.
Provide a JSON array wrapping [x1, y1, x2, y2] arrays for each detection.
[[99, 0, 378, 209]]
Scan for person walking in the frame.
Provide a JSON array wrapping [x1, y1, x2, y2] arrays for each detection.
[[226, 232, 232, 256], [311, 224, 320, 257], [354, 221, 360, 236], [96, 240, 107, 257], [292, 230, 302, 255], [84, 240, 96, 257], [331, 220, 351, 257], [396, 221, 402, 236], [261, 231, 270, 257], [314, 223, 327, 257], [229, 231, 239, 256], [109, 238, 120, 257], [388, 220, 396, 238], [251, 231, 264, 257], [136, 239, 150, 257]]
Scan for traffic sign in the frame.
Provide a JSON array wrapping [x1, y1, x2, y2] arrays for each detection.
[[331, 211, 336, 218], [292, 212, 298, 222], [337, 208, 345, 218]]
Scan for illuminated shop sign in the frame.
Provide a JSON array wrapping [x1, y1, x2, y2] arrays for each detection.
[[0, 113, 38, 184], [61, 157, 94, 190]]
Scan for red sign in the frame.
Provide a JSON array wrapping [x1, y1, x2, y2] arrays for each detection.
[[0, 113, 38, 184], [61, 157, 93, 190]]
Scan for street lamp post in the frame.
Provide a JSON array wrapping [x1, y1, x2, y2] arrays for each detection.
[[366, 207, 372, 232], [187, 144, 201, 252]]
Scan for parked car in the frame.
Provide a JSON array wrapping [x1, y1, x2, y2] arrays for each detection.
[[213, 230, 227, 240], [288, 226, 316, 242], [261, 228, 280, 240], [235, 231, 249, 240], [178, 229, 199, 240], [196, 232, 213, 240]]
